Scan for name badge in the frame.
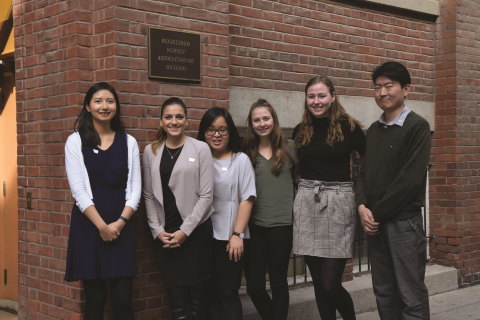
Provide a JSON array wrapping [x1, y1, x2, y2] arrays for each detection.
[[222, 167, 228, 171], [189, 158, 195, 162], [93, 150, 98, 154]]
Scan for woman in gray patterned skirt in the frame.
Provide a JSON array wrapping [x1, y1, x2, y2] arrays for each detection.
[[292, 76, 366, 320]]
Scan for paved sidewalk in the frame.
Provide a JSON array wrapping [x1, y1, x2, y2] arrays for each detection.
[[356, 285, 480, 320]]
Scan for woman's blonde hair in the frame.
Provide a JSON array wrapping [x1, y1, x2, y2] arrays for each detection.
[[242, 99, 293, 176], [151, 97, 187, 155], [294, 75, 362, 148]]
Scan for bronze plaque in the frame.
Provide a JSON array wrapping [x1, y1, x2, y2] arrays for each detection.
[[148, 27, 201, 81]]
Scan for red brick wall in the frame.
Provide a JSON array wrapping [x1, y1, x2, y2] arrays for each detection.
[[430, 0, 480, 287], [229, 0, 436, 100], [14, 1, 92, 319], [13, 0, 478, 319], [14, 0, 229, 319]]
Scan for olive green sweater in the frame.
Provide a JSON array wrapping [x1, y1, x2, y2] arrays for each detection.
[[355, 112, 431, 222]]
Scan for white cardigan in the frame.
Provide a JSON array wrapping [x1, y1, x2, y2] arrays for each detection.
[[65, 132, 142, 213]]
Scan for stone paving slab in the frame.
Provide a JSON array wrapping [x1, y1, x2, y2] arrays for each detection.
[[356, 285, 480, 320]]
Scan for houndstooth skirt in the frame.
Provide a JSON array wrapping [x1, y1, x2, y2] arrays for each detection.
[[293, 179, 356, 259]]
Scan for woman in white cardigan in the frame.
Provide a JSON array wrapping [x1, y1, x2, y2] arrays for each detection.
[[64, 82, 141, 320]]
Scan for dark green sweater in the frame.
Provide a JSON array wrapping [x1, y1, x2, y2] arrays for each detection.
[[355, 112, 431, 222]]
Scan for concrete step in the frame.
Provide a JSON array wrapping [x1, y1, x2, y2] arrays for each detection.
[[241, 264, 458, 320], [0, 301, 17, 315]]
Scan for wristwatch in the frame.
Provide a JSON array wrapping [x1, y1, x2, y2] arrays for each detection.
[[232, 231, 244, 239], [119, 216, 129, 224]]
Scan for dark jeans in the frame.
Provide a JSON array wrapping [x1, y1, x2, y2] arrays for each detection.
[[83, 277, 134, 320], [168, 282, 206, 320], [244, 224, 293, 320], [368, 213, 430, 320]]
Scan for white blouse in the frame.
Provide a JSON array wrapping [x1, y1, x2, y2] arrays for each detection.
[[211, 152, 256, 240], [65, 132, 142, 213]]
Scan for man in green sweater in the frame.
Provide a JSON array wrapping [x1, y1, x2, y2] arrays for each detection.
[[355, 61, 431, 320]]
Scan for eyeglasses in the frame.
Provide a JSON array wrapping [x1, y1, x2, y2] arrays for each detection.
[[206, 128, 229, 136]]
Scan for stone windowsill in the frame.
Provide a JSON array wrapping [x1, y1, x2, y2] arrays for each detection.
[[359, 0, 439, 16]]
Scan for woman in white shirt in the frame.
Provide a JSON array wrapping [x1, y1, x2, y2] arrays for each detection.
[[64, 82, 141, 320], [197, 107, 256, 320]]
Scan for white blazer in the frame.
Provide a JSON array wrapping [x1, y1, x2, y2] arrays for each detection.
[[65, 131, 141, 213]]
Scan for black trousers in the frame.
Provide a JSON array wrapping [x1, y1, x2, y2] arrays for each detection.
[[368, 214, 430, 320], [168, 282, 207, 320], [244, 224, 293, 320], [206, 239, 245, 320]]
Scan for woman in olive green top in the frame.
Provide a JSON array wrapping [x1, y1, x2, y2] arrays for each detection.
[[243, 99, 299, 320]]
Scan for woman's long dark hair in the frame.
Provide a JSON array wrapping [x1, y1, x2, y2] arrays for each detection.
[[242, 99, 293, 176], [151, 97, 188, 155], [197, 107, 242, 154], [74, 82, 124, 147]]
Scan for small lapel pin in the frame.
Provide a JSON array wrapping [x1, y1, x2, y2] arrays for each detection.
[[93, 149, 98, 154], [397, 119, 403, 123], [189, 158, 195, 162]]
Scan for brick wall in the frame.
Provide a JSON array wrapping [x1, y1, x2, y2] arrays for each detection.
[[229, 0, 436, 100], [430, 0, 480, 287], [15, 1, 93, 319], [13, 0, 478, 318], [14, 0, 229, 319]]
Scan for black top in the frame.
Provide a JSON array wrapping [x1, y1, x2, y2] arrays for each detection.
[[292, 117, 366, 182], [355, 112, 431, 222], [160, 145, 184, 233]]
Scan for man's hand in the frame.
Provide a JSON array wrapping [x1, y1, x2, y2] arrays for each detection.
[[158, 232, 180, 249], [358, 204, 380, 236]]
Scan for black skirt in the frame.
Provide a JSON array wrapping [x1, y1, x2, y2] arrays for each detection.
[[210, 238, 247, 290], [155, 218, 213, 288]]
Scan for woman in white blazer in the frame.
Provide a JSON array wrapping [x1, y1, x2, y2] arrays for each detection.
[[64, 82, 141, 320], [143, 97, 214, 320]]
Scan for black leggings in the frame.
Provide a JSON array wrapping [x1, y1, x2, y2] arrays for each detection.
[[244, 224, 293, 320], [206, 287, 242, 320], [305, 256, 356, 320], [83, 277, 134, 320]]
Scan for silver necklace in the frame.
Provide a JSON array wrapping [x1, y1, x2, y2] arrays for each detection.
[[166, 144, 184, 159]]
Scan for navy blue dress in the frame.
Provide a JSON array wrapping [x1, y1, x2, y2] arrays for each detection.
[[65, 132, 136, 281]]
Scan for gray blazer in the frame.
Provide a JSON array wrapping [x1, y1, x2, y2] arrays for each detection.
[[143, 136, 215, 239]]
